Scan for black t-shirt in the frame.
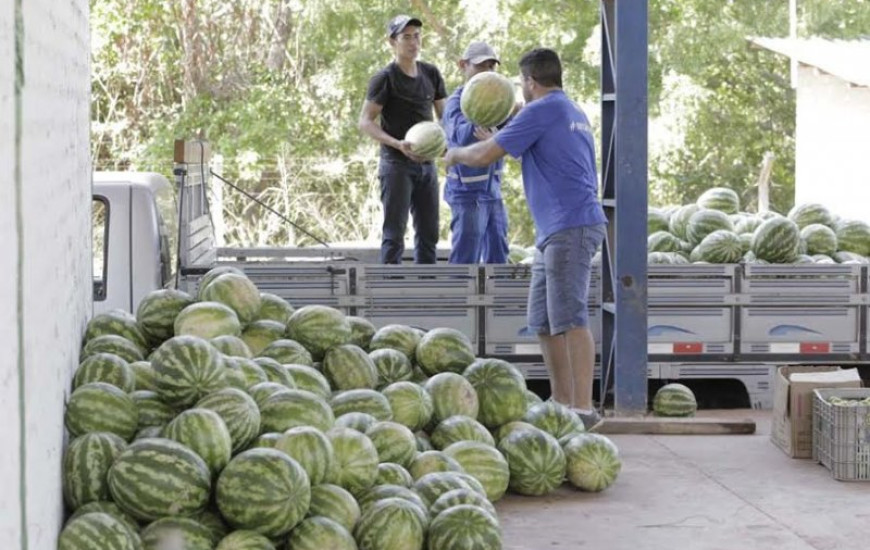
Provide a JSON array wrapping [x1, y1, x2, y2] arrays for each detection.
[[366, 61, 447, 161]]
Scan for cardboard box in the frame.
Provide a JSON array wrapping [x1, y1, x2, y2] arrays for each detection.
[[770, 366, 862, 458]]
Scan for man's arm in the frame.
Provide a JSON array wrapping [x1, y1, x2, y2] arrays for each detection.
[[445, 138, 507, 168], [442, 94, 476, 147], [434, 98, 446, 121], [358, 100, 401, 150]]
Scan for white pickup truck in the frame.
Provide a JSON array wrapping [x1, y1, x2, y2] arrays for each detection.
[[92, 151, 870, 410]]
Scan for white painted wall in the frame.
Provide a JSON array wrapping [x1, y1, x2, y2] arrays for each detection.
[[0, 0, 91, 548], [794, 65, 870, 223]]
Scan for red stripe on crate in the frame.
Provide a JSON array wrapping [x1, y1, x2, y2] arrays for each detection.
[[674, 342, 703, 354], [800, 342, 830, 353]]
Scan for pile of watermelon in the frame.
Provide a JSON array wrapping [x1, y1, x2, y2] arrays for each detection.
[[649, 188, 870, 265], [59, 267, 622, 550]]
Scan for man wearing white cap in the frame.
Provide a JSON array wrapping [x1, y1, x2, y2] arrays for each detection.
[[442, 41, 511, 264], [359, 15, 447, 264]]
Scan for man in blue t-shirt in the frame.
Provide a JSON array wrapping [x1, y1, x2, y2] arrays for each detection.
[[445, 48, 607, 431], [442, 41, 510, 264], [359, 15, 447, 264]]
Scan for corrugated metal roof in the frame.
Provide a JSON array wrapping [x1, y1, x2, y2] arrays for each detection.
[[748, 37, 870, 87]]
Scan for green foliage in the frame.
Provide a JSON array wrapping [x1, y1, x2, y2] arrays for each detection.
[[90, 0, 870, 248]]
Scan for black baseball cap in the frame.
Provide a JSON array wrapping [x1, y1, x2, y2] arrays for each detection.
[[387, 14, 423, 38]]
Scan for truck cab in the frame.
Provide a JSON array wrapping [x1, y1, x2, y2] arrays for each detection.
[[92, 172, 176, 314]]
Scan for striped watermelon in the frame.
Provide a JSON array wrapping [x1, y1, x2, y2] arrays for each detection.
[[68, 502, 139, 535], [327, 427, 380, 496], [255, 292, 294, 325], [686, 209, 734, 246], [284, 364, 332, 399], [462, 358, 527, 428], [369, 348, 414, 388], [216, 448, 311, 537], [647, 231, 682, 253], [563, 433, 622, 492], [522, 401, 585, 442], [696, 187, 739, 214], [647, 208, 669, 234], [424, 373, 479, 425], [405, 121, 447, 161], [211, 335, 253, 358], [323, 344, 379, 390], [73, 353, 134, 392], [381, 381, 433, 431], [307, 483, 361, 532], [376, 463, 414, 487], [443, 441, 510, 501], [430, 488, 497, 519], [141, 517, 216, 550], [200, 272, 262, 325], [241, 320, 286, 355], [525, 390, 543, 407], [331, 389, 393, 421], [250, 433, 282, 449], [801, 223, 838, 256], [58, 512, 141, 550], [253, 357, 297, 388], [81, 334, 144, 364], [354, 497, 426, 550], [408, 451, 463, 481], [247, 382, 291, 409], [668, 204, 701, 241], [653, 383, 697, 417], [430, 415, 495, 450], [412, 471, 479, 508], [460, 71, 515, 127], [835, 220, 870, 256], [415, 327, 476, 376], [347, 315, 377, 350], [231, 357, 268, 387], [365, 421, 418, 468], [131, 390, 177, 428], [259, 389, 335, 433], [787, 202, 835, 229], [286, 516, 356, 550], [197, 266, 246, 300], [734, 215, 763, 235], [334, 412, 378, 433], [191, 509, 229, 543], [62, 432, 127, 510], [414, 431, 434, 453], [150, 335, 227, 408], [108, 438, 211, 521], [223, 357, 252, 390], [689, 230, 743, 264], [136, 289, 195, 345], [834, 251, 868, 264], [369, 324, 422, 362], [258, 338, 314, 366], [275, 426, 335, 485], [175, 302, 243, 340], [195, 388, 262, 452], [286, 305, 353, 360], [493, 420, 538, 444], [216, 530, 277, 549], [65, 382, 138, 441], [751, 217, 801, 263], [163, 408, 233, 475], [497, 426, 566, 496], [129, 361, 158, 392], [134, 426, 164, 440], [426, 505, 501, 550], [357, 484, 428, 515], [84, 309, 149, 356]]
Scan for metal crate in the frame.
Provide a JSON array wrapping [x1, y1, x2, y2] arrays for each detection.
[[812, 388, 870, 481]]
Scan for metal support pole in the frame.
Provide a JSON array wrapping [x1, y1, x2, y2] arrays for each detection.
[[600, 0, 649, 415]]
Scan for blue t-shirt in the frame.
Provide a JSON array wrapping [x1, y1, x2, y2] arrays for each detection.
[[442, 85, 503, 203], [494, 90, 606, 246]]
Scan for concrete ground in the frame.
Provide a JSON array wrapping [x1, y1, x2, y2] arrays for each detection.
[[495, 410, 870, 550]]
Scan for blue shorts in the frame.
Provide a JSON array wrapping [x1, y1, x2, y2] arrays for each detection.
[[527, 224, 606, 335]]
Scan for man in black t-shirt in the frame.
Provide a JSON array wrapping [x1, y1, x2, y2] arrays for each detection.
[[358, 14, 447, 264]]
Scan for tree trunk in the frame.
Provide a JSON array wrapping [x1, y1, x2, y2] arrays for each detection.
[[180, 0, 205, 103], [266, 1, 293, 73]]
